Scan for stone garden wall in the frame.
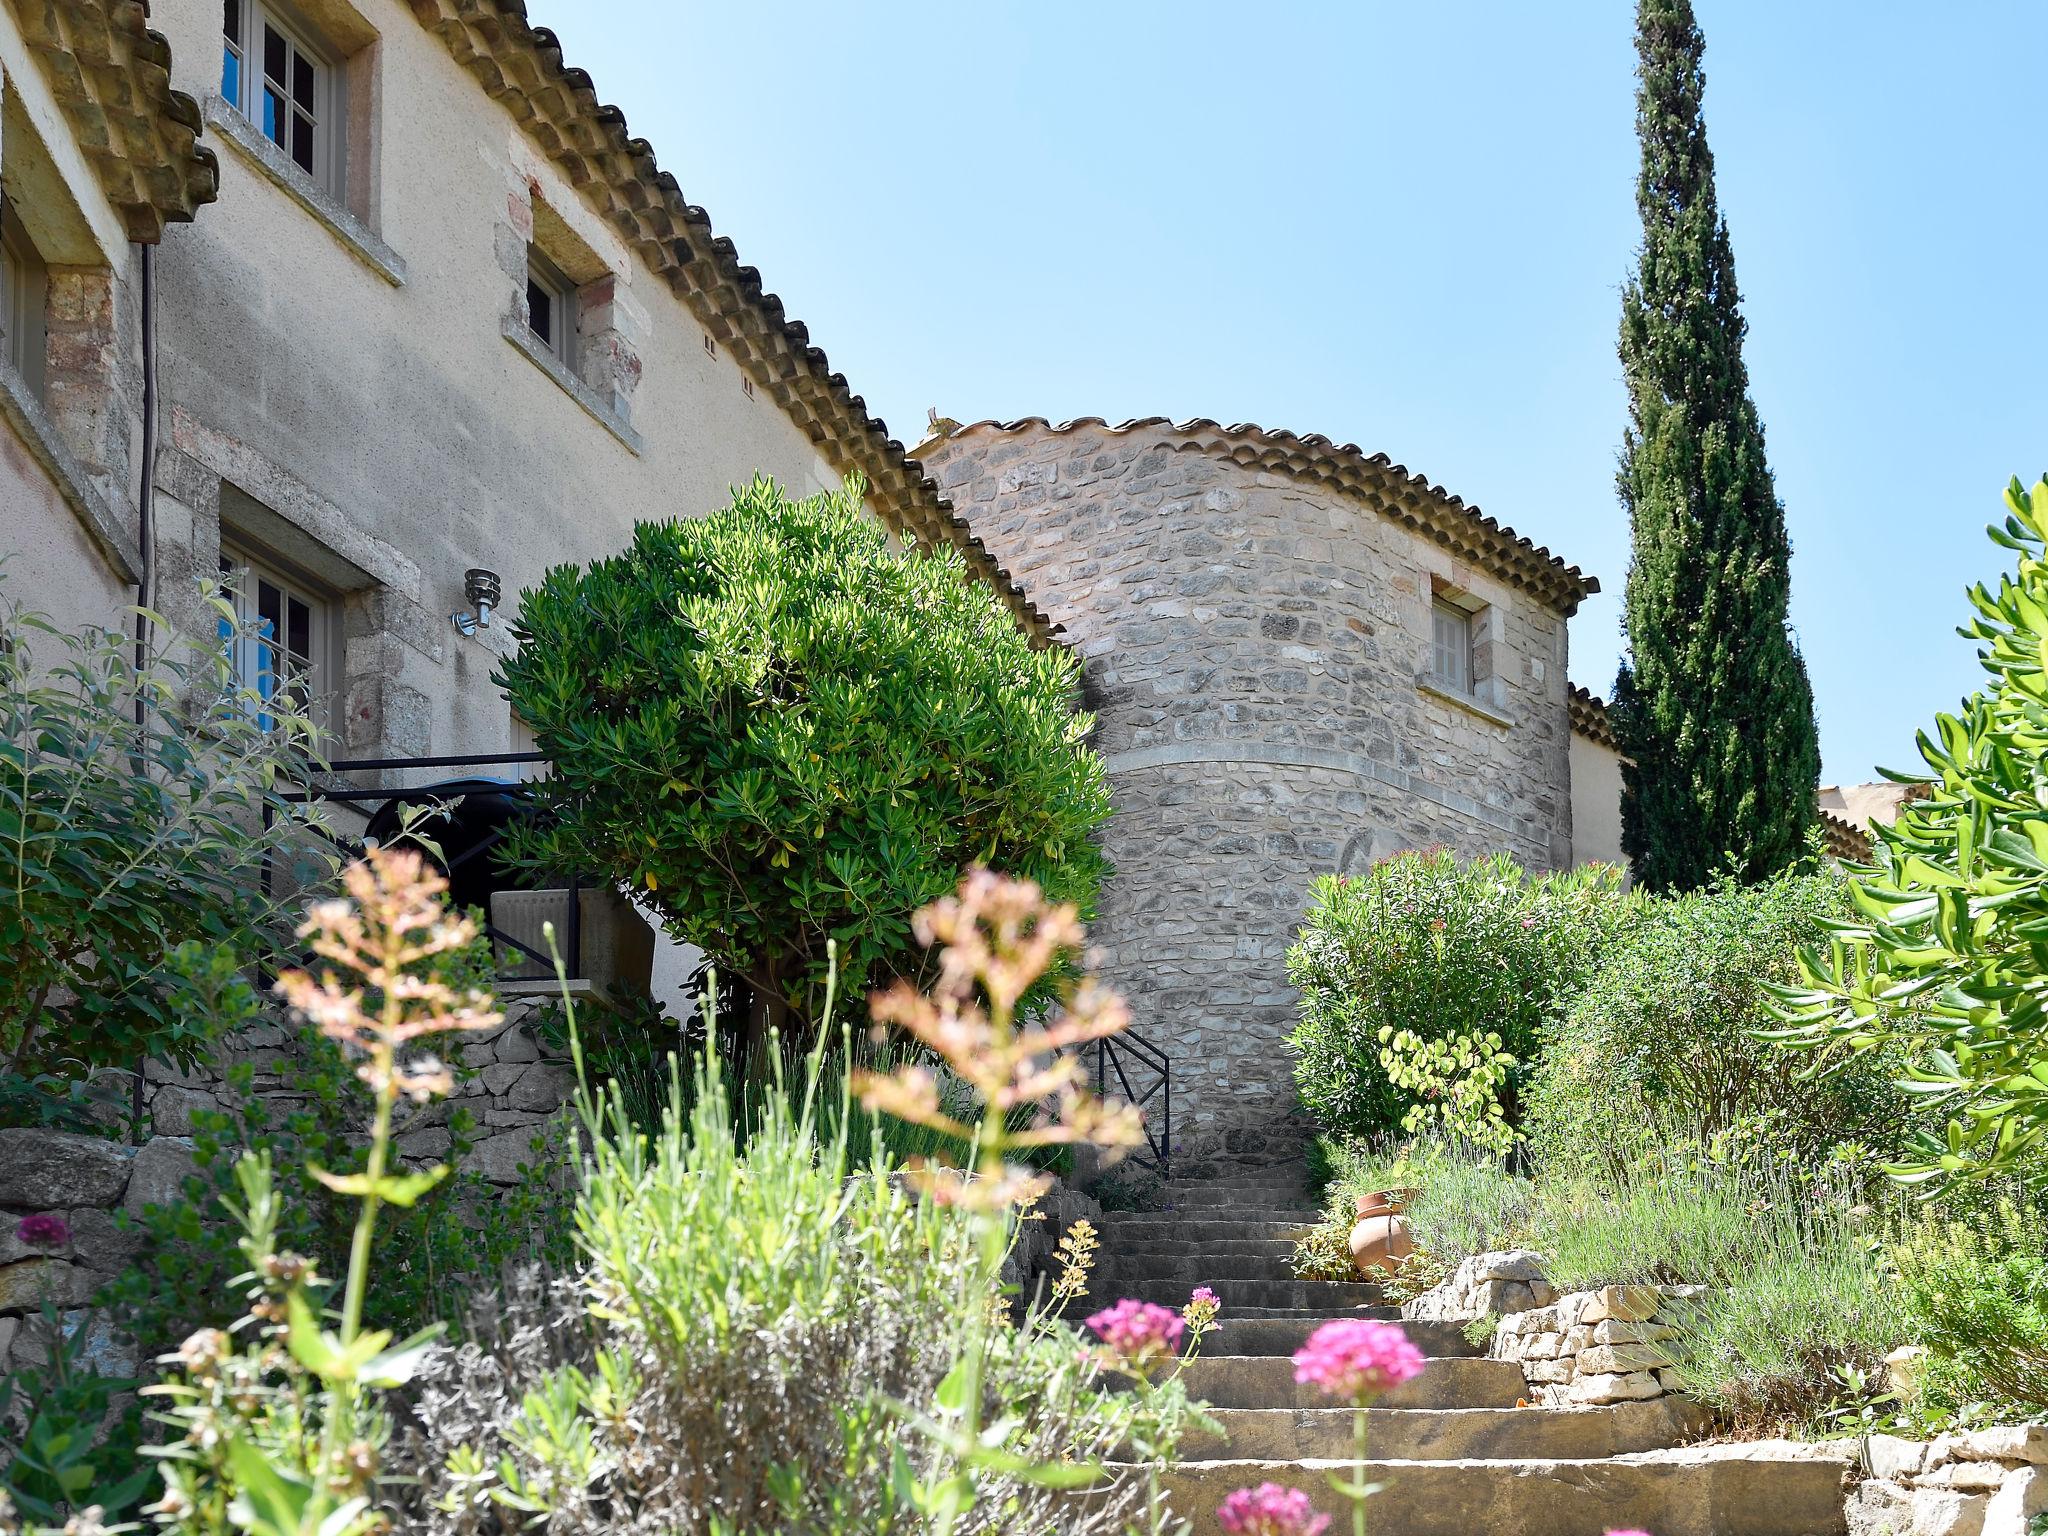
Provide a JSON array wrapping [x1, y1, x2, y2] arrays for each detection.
[[0, 1129, 192, 1376], [913, 419, 1580, 1156], [0, 994, 578, 1377], [1851, 1428, 2048, 1536], [1402, 1250, 1699, 1406]]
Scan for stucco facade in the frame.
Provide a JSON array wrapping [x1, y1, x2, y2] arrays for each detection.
[[914, 418, 1603, 1146], [2, 0, 1051, 1022], [0, 2, 213, 644]]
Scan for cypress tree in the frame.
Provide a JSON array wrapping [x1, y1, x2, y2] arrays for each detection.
[[1612, 0, 1820, 892]]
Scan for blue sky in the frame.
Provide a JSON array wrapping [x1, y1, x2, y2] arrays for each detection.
[[527, 1, 2048, 787]]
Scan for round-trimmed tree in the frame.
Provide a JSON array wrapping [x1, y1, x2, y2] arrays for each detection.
[[498, 475, 1111, 1050]]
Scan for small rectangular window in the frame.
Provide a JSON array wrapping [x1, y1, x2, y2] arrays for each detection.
[[223, 2, 338, 195], [1431, 600, 1473, 695], [526, 247, 574, 364], [219, 548, 330, 732], [0, 198, 47, 400]]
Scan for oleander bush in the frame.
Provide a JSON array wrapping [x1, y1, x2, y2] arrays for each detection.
[[498, 475, 1112, 1054], [1286, 850, 1629, 1138], [1526, 858, 1917, 1177], [1769, 478, 2048, 1193]]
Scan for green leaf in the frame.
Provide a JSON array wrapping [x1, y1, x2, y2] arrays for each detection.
[[223, 1434, 319, 1536]]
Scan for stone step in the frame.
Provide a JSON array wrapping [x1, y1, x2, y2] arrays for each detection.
[[1178, 1354, 1529, 1411], [1145, 1185, 1318, 1211], [1101, 1237, 1298, 1260], [1096, 1214, 1317, 1238], [1110, 1277, 1385, 1311], [1181, 1398, 1711, 1462], [1093, 1252, 1297, 1284], [1207, 1316, 1479, 1358], [1141, 1442, 1853, 1536], [1107, 1186, 1314, 1204]]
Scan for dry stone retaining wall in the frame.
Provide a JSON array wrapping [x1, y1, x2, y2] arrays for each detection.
[[0, 1128, 194, 1376], [916, 422, 1578, 1151], [0, 994, 576, 1377], [1401, 1250, 1699, 1406], [1852, 1427, 2048, 1536]]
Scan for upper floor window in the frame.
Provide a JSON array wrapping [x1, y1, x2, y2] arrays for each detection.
[[222, 0, 339, 193], [0, 196, 46, 399], [526, 247, 575, 365], [219, 547, 331, 731], [1430, 599, 1474, 695]]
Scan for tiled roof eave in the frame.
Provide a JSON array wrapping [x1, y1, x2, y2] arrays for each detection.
[[15, 1, 219, 242], [1569, 685, 1620, 752], [405, 1, 1059, 648], [937, 416, 1599, 617]]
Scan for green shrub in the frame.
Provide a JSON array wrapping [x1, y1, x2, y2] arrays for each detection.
[[0, 590, 325, 1101], [0, 1306, 149, 1524], [1770, 477, 2048, 1193], [498, 475, 1111, 1050], [1286, 850, 1627, 1137], [1528, 859, 1914, 1176], [1891, 1197, 2048, 1418], [1670, 1230, 1894, 1434]]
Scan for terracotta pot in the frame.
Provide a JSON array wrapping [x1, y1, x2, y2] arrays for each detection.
[[1354, 1187, 1418, 1221], [1348, 1189, 1418, 1277]]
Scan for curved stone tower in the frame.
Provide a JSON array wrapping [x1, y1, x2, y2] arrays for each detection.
[[915, 418, 1597, 1158]]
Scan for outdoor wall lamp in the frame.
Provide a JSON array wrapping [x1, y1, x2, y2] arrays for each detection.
[[451, 567, 501, 637]]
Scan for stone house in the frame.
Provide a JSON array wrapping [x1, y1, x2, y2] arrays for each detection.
[[0, 0, 1051, 1009], [3, 0, 1050, 735], [914, 417, 1621, 1153]]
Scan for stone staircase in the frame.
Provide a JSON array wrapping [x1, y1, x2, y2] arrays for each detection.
[[1093, 1169, 1852, 1536]]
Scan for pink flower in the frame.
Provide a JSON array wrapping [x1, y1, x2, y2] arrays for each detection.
[[1217, 1482, 1330, 1536], [1605, 1530, 1655, 1536], [1291, 1318, 1426, 1405], [14, 1213, 69, 1250], [1190, 1286, 1220, 1310], [1085, 1298, 1185, 1368]]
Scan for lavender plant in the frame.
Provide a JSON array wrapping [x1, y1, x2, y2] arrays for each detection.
[[385, 898, 1189, 1536]]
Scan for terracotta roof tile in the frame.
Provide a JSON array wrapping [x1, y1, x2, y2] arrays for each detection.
[[16, 0, 219, 241], [933, 416, 1600, 616], [1568, 684, 1619, 750]]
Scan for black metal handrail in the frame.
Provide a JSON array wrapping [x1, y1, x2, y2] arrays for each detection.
[[1094, 1025, 1171, 1180], [273, 751, 583, 981]]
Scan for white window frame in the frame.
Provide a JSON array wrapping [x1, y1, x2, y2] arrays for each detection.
[[221, 0, 344, 197], [1430, 598, 1475, 697], [526, 246, 576, 368], [218, 546, 334, 732], [0, 196, 47, 399]]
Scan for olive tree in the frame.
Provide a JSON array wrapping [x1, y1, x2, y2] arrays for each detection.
[[498, 475, 1110, 1051]]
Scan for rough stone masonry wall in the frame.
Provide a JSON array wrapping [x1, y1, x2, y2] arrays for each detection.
[[1403, 1250, 1699, 1407], [0, 995, 576, 1377], [916, 423, 1575, 1152], [1852, 1428, 2048, 1536]]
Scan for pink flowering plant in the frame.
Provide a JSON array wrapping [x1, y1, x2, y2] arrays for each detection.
[[857, 869, 1216, 1534], [1215, 1318, 1426, 1536], [1218, 1482, 1332, 1536]]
